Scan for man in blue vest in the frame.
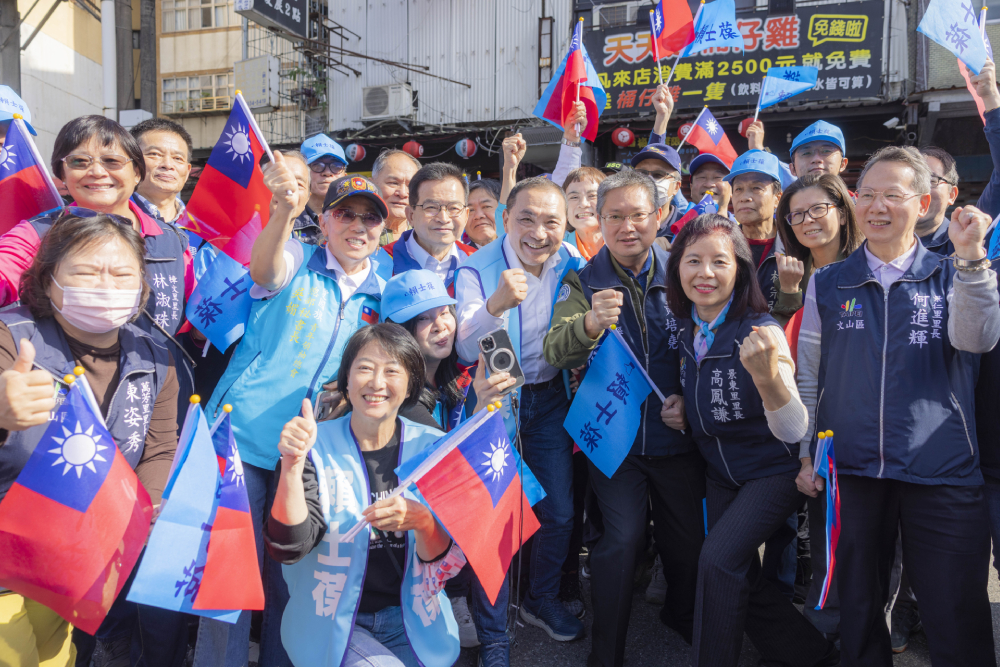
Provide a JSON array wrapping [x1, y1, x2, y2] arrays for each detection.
[[297, 133, 347, 245], [455, 176, 586, 644]]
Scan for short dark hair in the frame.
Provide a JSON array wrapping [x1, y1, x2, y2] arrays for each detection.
[[507, 175, 567, 212], [129, 117, 194, 160], [919, 146, 959, 186], [408, 162, 469, 208], [20, 213, 150, 321], [337, 323, 426, 411], [469, 178, 501, 202], [775, 173, 864, 263], [562, 167, 606, 191], [665, 214, 769, 320], [52, 115, 146, 182]]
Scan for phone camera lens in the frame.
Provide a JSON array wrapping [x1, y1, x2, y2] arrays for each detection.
[[481, 337, 495, 352]]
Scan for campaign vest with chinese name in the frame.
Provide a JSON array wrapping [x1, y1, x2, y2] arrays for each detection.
[[455, 237, 585, 440], [678, 312, 798, 487], [206, 243, 384, 470], [0, 308, 170, 502], [280, 416, 459, 667], [385, 230, 475, 293], [812, 243, 982, 485]]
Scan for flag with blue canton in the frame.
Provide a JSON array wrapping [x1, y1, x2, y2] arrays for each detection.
[[759, 66, 819, 110], [564, 330, 654, 477], [127, 403, 240, 622], [682, 0, 744, 56], [185, 251, 253, 352], [918, 0, 991, 74]]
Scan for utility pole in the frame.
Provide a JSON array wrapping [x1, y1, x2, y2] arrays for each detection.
[[0, 0, 20, 92], [102, 0, 116, 119], [138, 0, 154, 114], [115, 0, 132, 113]]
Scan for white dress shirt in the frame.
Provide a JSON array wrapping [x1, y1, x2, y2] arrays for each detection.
[[455, 236, 580, 384], [406, 231, 464, 284], [249, 239, 371, 301], [863, 236, 919, 290]]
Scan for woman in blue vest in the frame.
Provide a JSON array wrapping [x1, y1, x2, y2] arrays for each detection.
[[266, 323, 464, 667], [204, 156, 389, 667], [664, 214, 838, 667], [0, 213, 184, 667]]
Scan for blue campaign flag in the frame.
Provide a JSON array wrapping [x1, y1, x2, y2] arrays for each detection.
[[127, 403, 240, 623], [682, 0, 744, 56], [918, 0, 991, 74], [563, 330, 654, 478], [759, 67, 819, 110], [185, 250, 253, 352]]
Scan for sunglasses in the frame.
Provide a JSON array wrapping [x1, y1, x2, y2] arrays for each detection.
[[310, 160, 346, 174], [329, 208, 384, 228], [62, 154, 133, 171]]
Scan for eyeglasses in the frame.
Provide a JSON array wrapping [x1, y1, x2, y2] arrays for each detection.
[[309, 159, 346, 174], [62, 154, 133, 171], [601, 211, 653, 225], [329, 208, 384, 228], [855, 188, 922, 207], [634, 169, 677, 182], [929, 174, 955, 187], [414, 202, 467, 218], [786, 202, 837, 226]]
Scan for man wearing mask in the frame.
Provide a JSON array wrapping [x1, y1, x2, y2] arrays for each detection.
[[371, 148, 421, 245], [630, 144, 682, 237], [297, 133, 347, 245]]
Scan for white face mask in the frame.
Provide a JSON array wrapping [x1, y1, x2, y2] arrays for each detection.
[[655, 178, 674, 207], [51, 277, 141, 334]]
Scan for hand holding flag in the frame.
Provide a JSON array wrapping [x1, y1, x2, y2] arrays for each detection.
[[533, 18, 607, 142], [918, 0, 991, 74], [756, 66, 820, 118], [960, 8, 998, 122], [679, 107, 739, 169]]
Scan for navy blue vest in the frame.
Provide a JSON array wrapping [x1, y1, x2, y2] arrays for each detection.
[[678, 311, 798, 487], [578, 245, 696, 458], [0, 307, 171, 502], [975, 259, 1000, 480], [812, 243, 982, 485]]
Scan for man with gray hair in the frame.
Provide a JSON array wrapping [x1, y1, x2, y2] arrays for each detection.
[[455, 176, 587, 648], [543, 168, 704, 667], [796, 144, 1000, 666], [371, 148, 421, 245]]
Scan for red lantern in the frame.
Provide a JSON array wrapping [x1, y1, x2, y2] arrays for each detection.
[[402, 140, 424, 158], [345, 143, 365, 162], [678, 123, 693, 139], [456, 138, 477, 158], [611, 127, 635, 147]]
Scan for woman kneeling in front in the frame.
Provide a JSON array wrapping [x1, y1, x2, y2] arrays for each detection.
[[664, 214, 838, 667], [265, 323, 464, 667]]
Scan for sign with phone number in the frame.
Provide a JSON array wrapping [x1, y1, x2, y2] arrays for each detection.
[[584, 0, 885, 114]]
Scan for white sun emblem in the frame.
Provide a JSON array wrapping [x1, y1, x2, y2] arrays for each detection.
[[704, 119, 720, 136], [48, 421, 108, 478], [227, 447, 245, 487], [0, 146, 15, 171], [225, 123, 252, 163], [481, 440, 509, 483]]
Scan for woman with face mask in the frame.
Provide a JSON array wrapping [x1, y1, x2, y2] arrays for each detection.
[[0, 214, 183, 667]]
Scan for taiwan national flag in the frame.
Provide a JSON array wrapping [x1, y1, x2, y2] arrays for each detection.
[[812, 431, 840, 610], [193, 410, 264, 612], [361, 305, 378, 325], [651, 0, 695, 57], [185, 251, 253, 353], [0, 118, 63, 235], [0, 379, 153, 633], [758, 66, 820, 111], [918, 0, 991, 74], [563, 329, 654, 478], [671, 193, 719, 236], [686, 109, 738, 169], [186, 95, 272, 266], [395, 410, 545, 604], [533, 20, 607, 143]]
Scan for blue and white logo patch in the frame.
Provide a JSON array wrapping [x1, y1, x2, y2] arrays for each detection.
[[557, 284, 571, 303]]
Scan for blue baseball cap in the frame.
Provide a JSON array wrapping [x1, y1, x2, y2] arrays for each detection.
[[0, 86, 35, 135], [630, 143, 682, 173], [689, 153, 730, 176], [301, 133, 347, 166], [380, 269, 457, 324], [790, 121, 845, 156], [723, 150, 783, 184]]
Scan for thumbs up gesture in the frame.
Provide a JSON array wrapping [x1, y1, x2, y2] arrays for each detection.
[[277, 398, 317, 470], [262, 150, 300, 212], [0, 339, 56, 433]]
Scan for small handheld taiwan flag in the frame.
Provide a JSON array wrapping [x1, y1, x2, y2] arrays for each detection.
[[0, 117, 63, 235], [361, 305, 378, 325], [685, 108, 738, 169]]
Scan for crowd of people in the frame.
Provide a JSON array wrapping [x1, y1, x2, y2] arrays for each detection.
[[2, 59, 1000, 667]]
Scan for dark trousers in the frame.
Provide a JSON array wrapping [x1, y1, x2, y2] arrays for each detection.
[[693, 475, 832, 667], [587, 451, 706, 667], [837, 475, 995, 667]]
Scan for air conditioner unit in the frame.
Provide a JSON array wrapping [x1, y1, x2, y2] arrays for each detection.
[[362, 84, 414, 120]]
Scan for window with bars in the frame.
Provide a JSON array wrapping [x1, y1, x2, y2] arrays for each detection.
[[161, 74, 234, 114], [162, 0, 234, 32]]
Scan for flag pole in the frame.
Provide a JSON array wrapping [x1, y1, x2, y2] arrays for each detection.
[[753, 75, 766, 122], [235, 91, 275, 163], [14, 116, 63, 205], [664, 0, 705, 87], [980, 6, 988, 40], [610, 327, 666, 402], [574, 16, 584, 138], [649, 10, 662, 84], [676, 105, 707, 150]]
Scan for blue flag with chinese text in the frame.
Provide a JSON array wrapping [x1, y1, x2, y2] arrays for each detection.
[[759, 67, 819, 110], [681, 0, 744, 56], [563, 332, 653, 478], [918, 0, 991, 74], [126, 403, 240, 622], [185, 251, 253, 352]]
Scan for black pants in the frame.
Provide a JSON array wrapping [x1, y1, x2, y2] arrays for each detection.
[[693, 475, 832, 667], [837, 475, 995, 667], [587, 451, 706, 667]]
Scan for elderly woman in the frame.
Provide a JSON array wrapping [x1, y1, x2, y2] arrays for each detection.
[[664, 214, 838, 667], [0, 214, 181, 666], [797, 146, 1000, 665], [266, 323, 464, 667]]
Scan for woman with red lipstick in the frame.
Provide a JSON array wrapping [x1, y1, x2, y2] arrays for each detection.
[[665, 213, 838, 667]]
